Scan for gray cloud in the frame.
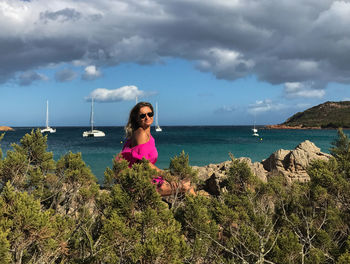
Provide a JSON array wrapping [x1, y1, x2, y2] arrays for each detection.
[[18, 71, 48, 86], [55, 68, 77, 82], [1, 0, 350, 94], [40, 8, 82, 23], [283, 81, 326, 99]]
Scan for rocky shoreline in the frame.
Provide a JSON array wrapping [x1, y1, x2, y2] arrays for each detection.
[[193, 140, 331, 195], [264, 124, 321, 129]]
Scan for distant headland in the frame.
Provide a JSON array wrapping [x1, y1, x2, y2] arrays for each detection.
[[266, 101, 350, 129], [0, 126, 14, 131]]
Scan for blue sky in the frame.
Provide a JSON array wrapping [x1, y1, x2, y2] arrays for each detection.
[[1, 0, 350, 127]]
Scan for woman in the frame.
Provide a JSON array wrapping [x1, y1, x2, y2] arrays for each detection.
[[120, 102, 194, 196]]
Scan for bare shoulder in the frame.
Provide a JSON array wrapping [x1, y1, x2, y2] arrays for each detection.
[[134, 128, 150, 145]]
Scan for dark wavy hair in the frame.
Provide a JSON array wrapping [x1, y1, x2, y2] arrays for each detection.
[[125, 102, 154, 139]]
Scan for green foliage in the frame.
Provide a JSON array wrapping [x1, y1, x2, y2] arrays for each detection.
[[169, 150, 198, 183], [226, 155, 261, 194], [0, 182, 72, 263], [338, 251, 350, 264], [0, 147, 28, 187], [98, 163, 189, 263], [14, 129, 55, 171], [0, 129, 55, 197], [330, 128, 350, 178], [175, 195, 221, 263], [271, 229, 302, 263], [2, 125, 350, 263], [104, 154, 129, 187], [0, 229, 11, 264], [0, 133, 4, 160]]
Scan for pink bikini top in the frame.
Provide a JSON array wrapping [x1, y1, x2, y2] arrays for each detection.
[[120, 135, 158, 167]]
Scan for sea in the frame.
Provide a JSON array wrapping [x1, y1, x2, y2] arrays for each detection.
[[0, 126, 346, 183]]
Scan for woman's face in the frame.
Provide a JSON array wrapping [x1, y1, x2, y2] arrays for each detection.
[[138, 106, 154, 127]]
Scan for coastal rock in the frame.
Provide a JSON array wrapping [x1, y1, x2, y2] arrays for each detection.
[[192, 140, 331, 193], [0, 126, 14, 131], [263, 140, 331, 182], [193, 161, 230, 195], [236, 157, 268, 182]]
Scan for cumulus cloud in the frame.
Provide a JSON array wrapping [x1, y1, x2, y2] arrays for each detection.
[[86, 85, 153, 102], [196, 48, 255, 80], [55, 68, 77, 82], [284, 82, 326, 98], [18, 71, 48, 86], [248, 99, 286, 114], [82, 65, 101, 80], [2, 0, 350, 97]]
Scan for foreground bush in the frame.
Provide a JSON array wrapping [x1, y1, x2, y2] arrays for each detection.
[[1, 129, 350, 263]]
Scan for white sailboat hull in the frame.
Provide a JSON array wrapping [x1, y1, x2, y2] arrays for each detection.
[[83, 130, 105, 137], [41, 127, 56, 133], [155, 126, 162, 132]]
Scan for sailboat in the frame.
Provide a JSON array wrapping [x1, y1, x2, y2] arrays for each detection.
[[83, 98, 105, 137], [41, 100, 56, 133], [155, 102, 162, 132], [252, 122, 259, 137]]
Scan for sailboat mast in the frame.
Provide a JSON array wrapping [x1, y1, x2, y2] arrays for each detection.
[[46, 100, 49, 128], [155, 102, 159, 127], [90, 98, 94, 131]]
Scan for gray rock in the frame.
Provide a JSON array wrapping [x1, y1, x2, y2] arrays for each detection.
[[192, 140, 332, 193], [262, 140, 331, 182]]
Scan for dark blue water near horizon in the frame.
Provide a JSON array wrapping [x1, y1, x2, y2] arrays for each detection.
[[0, 126, 346, 182]]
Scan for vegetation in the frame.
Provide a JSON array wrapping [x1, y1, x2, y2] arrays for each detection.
[[1, 128, 350, 263], [282, 101, 350, 128]]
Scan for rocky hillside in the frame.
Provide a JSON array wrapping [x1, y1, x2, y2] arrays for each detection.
[[281, 101, 350, 128]]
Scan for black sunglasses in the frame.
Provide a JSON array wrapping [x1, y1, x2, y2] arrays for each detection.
[[139, 112, 154, 119]]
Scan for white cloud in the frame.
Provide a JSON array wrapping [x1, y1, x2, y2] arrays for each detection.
[[284, 82, 325, 98], [87, 85, 153, 102], [82, 65, 101, 80], [248, 99, 286, 114]]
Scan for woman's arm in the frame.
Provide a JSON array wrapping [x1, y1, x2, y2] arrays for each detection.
[[149, 162, 163, 173]]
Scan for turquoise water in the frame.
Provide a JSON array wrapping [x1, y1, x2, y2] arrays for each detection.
[[0, 126, 345, 182]]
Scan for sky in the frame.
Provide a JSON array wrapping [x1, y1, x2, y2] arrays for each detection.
[[1, 0, 350, 127]]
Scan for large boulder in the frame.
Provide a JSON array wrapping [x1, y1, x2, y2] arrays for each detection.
[[193, 161, 231, 195], [262, 140, 331, 182], [192, 140, 332, 194]]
